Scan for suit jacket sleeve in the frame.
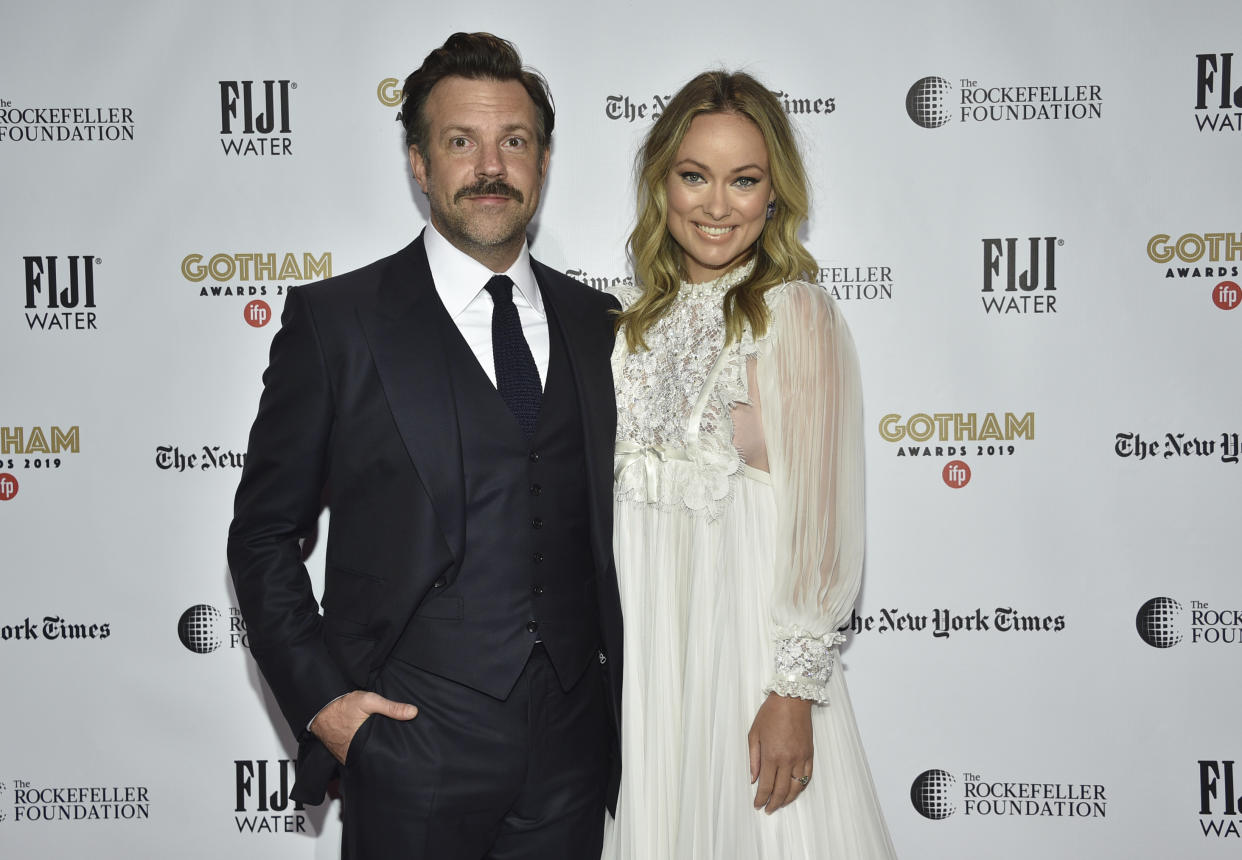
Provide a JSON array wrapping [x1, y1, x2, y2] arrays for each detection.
[[227, 286, 354, 738]]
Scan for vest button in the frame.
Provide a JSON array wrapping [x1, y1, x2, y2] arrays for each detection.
[[526, 621, 539, 634], [532, 552, 544, 563], [532, 584, 544, 595], [432, 577, 446, 589], [531, 517, 544, 529], [529, 483, 542, 496], [529, 451, 541, 463]]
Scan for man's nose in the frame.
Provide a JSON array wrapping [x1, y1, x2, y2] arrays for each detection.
[[475, 141, 505, 177]]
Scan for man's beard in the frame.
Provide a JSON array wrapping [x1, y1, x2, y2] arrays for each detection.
[[426, 168, 534, 251]]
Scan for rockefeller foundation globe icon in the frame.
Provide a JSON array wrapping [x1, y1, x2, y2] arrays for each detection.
[[906, 76, 953, 128], [1136, 597, 1183, 648], [178, 603, 223, 654], [911, 768, 956, 819]]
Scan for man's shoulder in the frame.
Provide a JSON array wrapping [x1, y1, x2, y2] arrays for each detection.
[[295, 252, 391, 304], [292, 240, 423, 314]]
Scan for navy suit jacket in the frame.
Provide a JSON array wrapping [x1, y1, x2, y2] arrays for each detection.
[[227, 235, 623, 807]]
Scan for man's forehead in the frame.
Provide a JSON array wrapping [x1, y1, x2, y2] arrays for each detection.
[[425, 76, 537, 124]]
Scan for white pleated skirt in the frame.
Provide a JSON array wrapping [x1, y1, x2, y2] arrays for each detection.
[[603, 470, 897, 859]]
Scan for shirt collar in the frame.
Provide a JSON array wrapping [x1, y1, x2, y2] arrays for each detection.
[[423, 222, 544, 320]]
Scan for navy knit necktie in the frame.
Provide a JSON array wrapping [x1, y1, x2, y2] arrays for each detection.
[[484, 274, 542, 437]]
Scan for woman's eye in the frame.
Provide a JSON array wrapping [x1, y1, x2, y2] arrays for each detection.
[[734, 176, 757, 188], [680, 171, 704, 183]]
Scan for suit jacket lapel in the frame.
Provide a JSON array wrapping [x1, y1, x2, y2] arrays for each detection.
[[534, 261, 616, 576], [359, 236, 466, 564]]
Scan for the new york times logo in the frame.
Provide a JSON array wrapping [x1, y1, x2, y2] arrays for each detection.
[[1195, 53, 1242, 132], [0, 615, 111, 643], [1137, 597, 1242, 648], [982, 238, 1061, 314], [0, 98, 134, 143], [178, 604, 250, 654], [219, 80, 294, 156], [235, 760, 307, 834], [907, 77, 1101, 127], [566, 269, 634, 291], [23, 255, 99, 331], [156, 444, 245, 472], [605, 89, 835, 123], [842, 606, 1065, 639], [1200, 760, 1242, 837], [912, 769, 1106, 820], [1115, 431, 1240, 464]]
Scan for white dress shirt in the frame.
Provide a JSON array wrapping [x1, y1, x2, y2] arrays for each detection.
[[423, 222, 549, 389]]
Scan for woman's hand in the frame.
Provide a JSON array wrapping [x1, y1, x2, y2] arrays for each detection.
[[748, 692, 814, 813]]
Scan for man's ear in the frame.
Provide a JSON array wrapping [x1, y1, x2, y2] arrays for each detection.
[[409, 145, 429, 193]]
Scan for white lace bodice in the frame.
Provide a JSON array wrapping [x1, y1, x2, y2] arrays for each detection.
[[611, 261, 771, 519]]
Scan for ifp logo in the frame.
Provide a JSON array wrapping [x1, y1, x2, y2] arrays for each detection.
[[1213, 281, 1240, 310], [244, 300, 271, 328], [942, 460, 971, 489]]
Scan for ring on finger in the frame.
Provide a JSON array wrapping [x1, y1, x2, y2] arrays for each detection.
[[792, 774, 810, 786]]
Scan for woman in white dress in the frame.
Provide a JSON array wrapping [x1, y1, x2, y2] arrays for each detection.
[[604, 71, 897, 859]]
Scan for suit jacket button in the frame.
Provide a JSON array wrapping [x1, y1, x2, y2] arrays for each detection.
[[532, 584, 544, 595], [531, 517, 543, 529], [432, 577, 446, 588], [532, 551, 544, 563], [526, 621, 539, 634], [528, 451, 541, 463], [529, 483, 542, 496]]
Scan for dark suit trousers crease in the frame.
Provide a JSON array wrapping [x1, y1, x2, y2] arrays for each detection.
[[340, 646, 609, 860]]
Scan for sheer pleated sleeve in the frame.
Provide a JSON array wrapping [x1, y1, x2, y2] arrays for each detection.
[[755, 282, 865, 703]]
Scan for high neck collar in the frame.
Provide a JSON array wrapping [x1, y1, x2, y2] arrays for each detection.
[[679, 258, 757, 297]]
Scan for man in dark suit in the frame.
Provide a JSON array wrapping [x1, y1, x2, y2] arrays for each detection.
[[227, 32, 622, 859]]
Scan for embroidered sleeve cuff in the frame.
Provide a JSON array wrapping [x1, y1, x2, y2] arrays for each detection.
[[763, 628, 846, 704]]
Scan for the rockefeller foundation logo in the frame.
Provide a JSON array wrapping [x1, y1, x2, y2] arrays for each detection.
[[1136, 597, 1240, 648], [911, 768, 1107, 820]]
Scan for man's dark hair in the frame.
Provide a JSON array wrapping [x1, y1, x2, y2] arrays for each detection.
[[400, 32, 555, 156]]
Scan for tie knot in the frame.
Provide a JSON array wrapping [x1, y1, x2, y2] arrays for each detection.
[[484, 274, 515, 305]]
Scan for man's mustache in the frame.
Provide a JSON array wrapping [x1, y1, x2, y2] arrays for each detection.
[[454, 180, 524, 204]]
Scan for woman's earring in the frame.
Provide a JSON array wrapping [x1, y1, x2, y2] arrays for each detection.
[[766, 201, 776, 220]]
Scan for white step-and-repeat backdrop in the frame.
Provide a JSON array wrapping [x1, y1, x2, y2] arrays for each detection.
[[2, 1, 1239, 857]]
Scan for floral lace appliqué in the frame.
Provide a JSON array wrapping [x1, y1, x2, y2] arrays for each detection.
[[763, 627, 847, 705], [612, 262, 787, 520]]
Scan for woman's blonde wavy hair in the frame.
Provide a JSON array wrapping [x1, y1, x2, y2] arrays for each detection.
[[617, 70, 818, 352]]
